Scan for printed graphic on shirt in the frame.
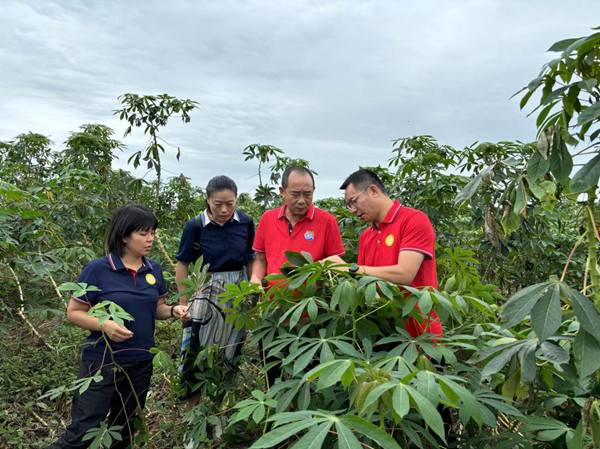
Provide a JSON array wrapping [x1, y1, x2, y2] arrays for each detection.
[[385, 234, 394, 246], [146, 274, 156, 285], [304, 231, 315, 241]]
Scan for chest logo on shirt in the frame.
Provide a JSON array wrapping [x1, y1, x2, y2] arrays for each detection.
[[385, 234, 395, 246], [145, 274, 156, 285], [304, 231, 314, 241]]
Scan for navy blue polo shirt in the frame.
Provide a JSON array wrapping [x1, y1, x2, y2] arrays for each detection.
[[71, 254, 168, 363], [175, 210, 256, 271]]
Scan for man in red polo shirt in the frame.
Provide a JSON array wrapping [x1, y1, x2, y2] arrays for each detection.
[[328, 169, 442, 338], [250, 166, 345, 286], [251, 166, 345, 387]]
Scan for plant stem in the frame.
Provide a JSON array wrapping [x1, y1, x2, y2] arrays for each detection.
[[584, 189, 600, 311], [560, 231, 587, 282]]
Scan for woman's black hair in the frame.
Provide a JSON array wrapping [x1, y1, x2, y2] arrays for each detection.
[[205, 175, 238, 212], [206, 175, 238, 198], [107, 204, 158, 257]]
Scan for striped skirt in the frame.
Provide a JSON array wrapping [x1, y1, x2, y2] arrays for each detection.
[[179, 270, 247, 398]]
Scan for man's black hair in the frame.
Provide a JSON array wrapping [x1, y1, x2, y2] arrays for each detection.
[[281, 166, 315, 189], [339, 169, 388, 196], [107, 204, 158, 257], [206, 175, 238, 198]]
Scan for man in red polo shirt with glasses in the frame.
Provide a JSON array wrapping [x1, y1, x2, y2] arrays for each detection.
[[328, 169, 442, 338], [250, 166, 345, 287]]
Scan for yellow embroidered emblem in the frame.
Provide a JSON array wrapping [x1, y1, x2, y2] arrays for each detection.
[[146, 274, 156, 285], [385, 234, 394, 246]]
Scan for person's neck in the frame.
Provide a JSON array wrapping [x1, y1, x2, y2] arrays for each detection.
[[285, 205, 307, 225], [373, 197, 395, 227], [120, 253, 143, 271]]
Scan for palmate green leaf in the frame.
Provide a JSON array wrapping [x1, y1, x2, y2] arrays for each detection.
[[480, 341, 530, 379], [289, 302, 308, 329], [567, 420, 584, 449], [297, 383, 311, 410], [573, 329, 600, 378], [530, 283, 561, 342], [570, 154, 600, 193], [548, 37, 581, 52], [540, 341, 570, 364], [303, 360, 341, 382], [398, 421, 426, 449], [361, 381, 397, 411], [284, 251, 310, 267], [307, 299, 318, 322], [293, 343, 321, 375], [526, 176, 551, 202], [59, 282, 87, 291], [536, 429, 568, 441], [317, 360, 352, 391], [563, 284, 600, 342], [340, 414, 403, 449], [454, 173, 482, 205], [501, 282, 551, 328], [231, 402, 259, 424], [332, 280, 358, 314], [289, 272, 312, 289], [416, 371, 439, 406], [404, 385, 446, 442], [502, 369, 521, 400], [413, 289, 431, 316], [549, 134, 573, 185], [335, 422, 362, 449], [435, 376, 482, 426], [520, 343, 537, 384], [250, 421, 318, 448], [392, 384, 410, 419], [577, 101, 600, 126], [527, 151, 550, 182], [291, 421, 332, 449], [514, 180, 527, 216]]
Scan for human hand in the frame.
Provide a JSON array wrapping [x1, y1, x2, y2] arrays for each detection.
[[172, 305, 191, 321], [101, 320, 134, 342], [323, 255, 346, 265], [249, 276, 264, 289]]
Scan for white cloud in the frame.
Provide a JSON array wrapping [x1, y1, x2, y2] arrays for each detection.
[[1, 0, 598, 199]]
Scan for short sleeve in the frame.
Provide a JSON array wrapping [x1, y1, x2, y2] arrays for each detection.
[[247, 216, 257, 260], [399, 213, 436, 260], [252, 213, 266, 252], [324, 215, 345, 258], [72, 263, 99, 305], [154, 264, 168, 298], [175, 219, 196, 263], [357, 233, 366, 265]]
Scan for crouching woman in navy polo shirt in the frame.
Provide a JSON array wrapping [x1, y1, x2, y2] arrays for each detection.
[[49, 204, 189, 449], [175, 175, 256, 417]]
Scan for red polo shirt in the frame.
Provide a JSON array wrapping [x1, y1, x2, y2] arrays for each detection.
[[253, 204, 345, 286], [358, 200, 442, 338]]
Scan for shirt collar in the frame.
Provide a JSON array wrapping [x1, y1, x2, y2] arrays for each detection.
[[202, 209, 240, 227], [373, 200, 402, 230], [108, 253, 152, 271], [277, 204, 316, 220]]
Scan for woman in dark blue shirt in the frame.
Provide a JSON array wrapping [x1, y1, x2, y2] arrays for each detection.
[[49, 205, 189, 449], [175, 175, 255, 430]]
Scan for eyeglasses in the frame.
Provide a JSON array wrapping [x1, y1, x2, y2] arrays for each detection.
[[346, 188, 368, 211]]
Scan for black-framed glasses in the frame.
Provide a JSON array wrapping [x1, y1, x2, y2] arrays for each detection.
[[346, 188, 368, 211]]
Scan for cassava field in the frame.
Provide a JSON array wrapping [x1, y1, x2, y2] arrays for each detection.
[[2, 29, 600, 449]]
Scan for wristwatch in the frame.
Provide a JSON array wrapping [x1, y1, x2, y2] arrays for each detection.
[[349, 264, 360, 277]]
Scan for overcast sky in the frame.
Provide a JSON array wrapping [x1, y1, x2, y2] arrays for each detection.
[[2, 0, 599, 199]]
